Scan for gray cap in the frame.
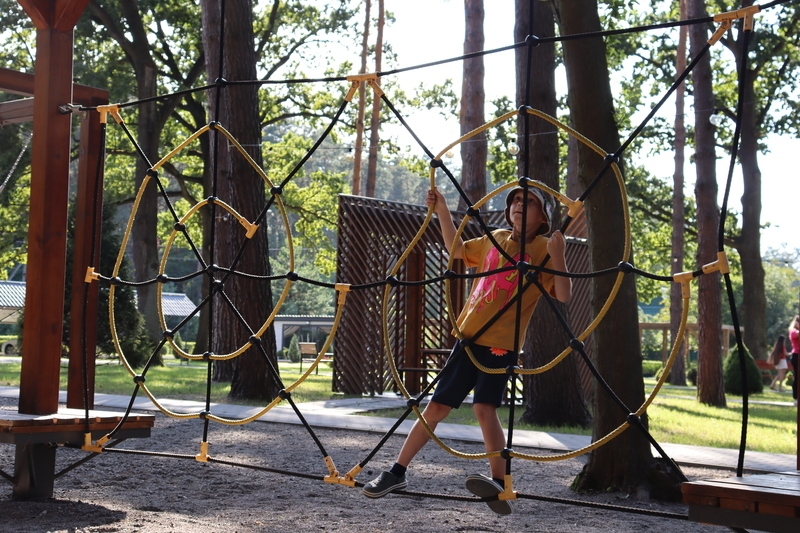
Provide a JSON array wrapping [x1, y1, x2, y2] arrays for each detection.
[[504, 182, 553, 236]]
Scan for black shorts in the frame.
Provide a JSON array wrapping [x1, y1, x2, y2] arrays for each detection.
[[430, 343, 517, 409]]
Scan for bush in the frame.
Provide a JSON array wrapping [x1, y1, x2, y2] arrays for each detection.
[[687, 367, 697, 386], [723, 347, 764, 396], [287, 335, 301, 363], [643, 360, 662, 378]]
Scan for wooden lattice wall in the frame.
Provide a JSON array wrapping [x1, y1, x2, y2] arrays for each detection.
[[333, 194, 591, 398]]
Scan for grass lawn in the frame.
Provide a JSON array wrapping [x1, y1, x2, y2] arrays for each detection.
[[0, 359, 796, 453], [0, 358, 346, 406], [361, 378, 798, 455]]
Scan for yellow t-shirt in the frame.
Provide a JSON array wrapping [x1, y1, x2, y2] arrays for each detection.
[[455, 229, 556, 351]]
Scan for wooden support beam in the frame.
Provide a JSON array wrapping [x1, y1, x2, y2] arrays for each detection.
[[0, 98, 34, 125], [66, 102, 106, 410], [16, 0, 90, 416]]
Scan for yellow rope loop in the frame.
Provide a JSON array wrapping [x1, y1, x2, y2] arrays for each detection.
[[379, 108, 633, 462], [157, 197, 274, 362], [510, 420, 631, 462], [84, 266, 99, 283], [701, 251, 730, 276], [436, 110, 518, 160], [96, 104, 122, 124], [195, 441, 210, 463], [151, 124, 211, 171], [197, 297, 349, 425]]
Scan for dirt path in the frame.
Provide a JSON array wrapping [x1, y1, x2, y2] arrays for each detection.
[[0, 397, 741, 532]]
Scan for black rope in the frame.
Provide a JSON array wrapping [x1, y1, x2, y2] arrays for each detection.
[[717, 21, 756, 480], [73, 1, 791, 514]]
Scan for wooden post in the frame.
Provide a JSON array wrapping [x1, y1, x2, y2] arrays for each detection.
[[403, 251, 424, 395], [17, 0, 90, 415], [66, 103, 106, 409]]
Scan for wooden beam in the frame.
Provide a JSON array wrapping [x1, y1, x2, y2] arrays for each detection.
[[16, 2, 88, 415], [0, 98, 34, 125], [17, 0, 90, 32], [0, 66, 107, 104], [66, 101, 106, 410]]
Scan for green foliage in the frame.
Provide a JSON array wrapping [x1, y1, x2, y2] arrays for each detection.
[[287, 335, 301, 363], [761, 255, 800, 345], [63, 204, 155, 369], [486, 96, 518, 185], [271, 247, 335, 316], [643, 360, 662, 378], [723, 347, 764, 396]]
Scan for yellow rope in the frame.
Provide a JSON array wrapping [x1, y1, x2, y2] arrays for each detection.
[[376, 107, 682, 465]]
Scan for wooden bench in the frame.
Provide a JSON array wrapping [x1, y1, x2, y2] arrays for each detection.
[[756, 359, 776, 384], [682, 471, 800, 532], [1, 408, 155, 499], [298, 342, 332, 374]]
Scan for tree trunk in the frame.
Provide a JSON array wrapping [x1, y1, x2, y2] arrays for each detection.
[[201, 0, 279, 400], [727, 8, 766, 362], [352, 0, 371, 197], [669, 0, 688, 386], [516, 0, 589, 428], [554, 1, 681, 499], [115, 0, 163, 363], [457, 0, 487, 211], [689, 0, 725, 407], [365, 0, 383, 198]]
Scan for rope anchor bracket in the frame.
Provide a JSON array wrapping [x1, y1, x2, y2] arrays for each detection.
[[345, 73, 380, 102], [96, 104, 123, 125], [85, 266, 100, 284], [81, 432, 109, 453], [709, 5, 761, 45], [322, 456, 356, 487], [701, 251, 731, 276]]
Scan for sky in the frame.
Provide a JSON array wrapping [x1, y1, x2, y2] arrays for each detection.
[[372, 0, 800, 256]]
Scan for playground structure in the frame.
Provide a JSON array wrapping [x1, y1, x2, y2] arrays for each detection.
[[0, 1, 798, 531], [333, 193, 594, 398], [0, 1, 154, 500]]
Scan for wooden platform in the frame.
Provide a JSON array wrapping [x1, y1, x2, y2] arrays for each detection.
[[0, 408, 155, 444], [682, 470, 800, 532], [1, 408, 155, 499]]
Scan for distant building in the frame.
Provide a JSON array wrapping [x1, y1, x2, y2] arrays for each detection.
[[272, 315, 334, 352], [0, 280, 197, 322]]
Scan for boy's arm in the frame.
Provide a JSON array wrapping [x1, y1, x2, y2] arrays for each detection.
[[426, 188, 464, 259], [546, 230, 572, 303]]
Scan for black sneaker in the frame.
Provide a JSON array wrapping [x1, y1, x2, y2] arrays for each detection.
[[362, 471, 407, 498], [465, 473, 512, 515]]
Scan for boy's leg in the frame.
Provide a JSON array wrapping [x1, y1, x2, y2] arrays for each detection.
[[473, 402, 507, 479], [466, 403, 512, 515], [397, 401, 452, 467], [362, 401, 452, 498]]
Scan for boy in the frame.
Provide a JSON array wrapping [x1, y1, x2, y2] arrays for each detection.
[[362, 182, 571, 514]]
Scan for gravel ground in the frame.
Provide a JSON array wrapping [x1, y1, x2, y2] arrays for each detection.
[[0, 396, 748, 533]]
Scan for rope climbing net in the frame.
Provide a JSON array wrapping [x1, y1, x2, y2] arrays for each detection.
[[54, 0, 789, 515]]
